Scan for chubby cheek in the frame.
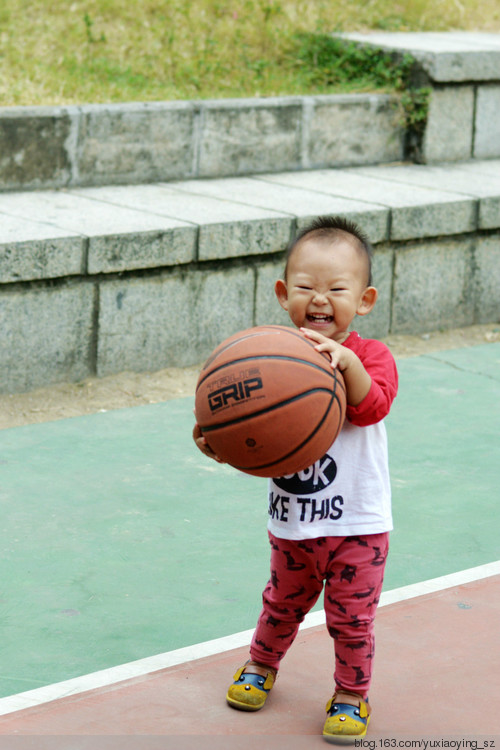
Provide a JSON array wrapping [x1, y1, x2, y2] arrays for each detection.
[[286, 301, 307, 327]]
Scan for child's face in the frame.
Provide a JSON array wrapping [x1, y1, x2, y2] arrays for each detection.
[[275, 236, 376, 343]]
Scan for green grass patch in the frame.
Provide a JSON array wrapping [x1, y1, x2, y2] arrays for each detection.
[[289, 34, 412, 91], [0, 0, 498, 106]]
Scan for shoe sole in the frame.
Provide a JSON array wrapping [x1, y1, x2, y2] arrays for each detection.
[[323, 719, 369, 744], [226, 696, 265, 711]]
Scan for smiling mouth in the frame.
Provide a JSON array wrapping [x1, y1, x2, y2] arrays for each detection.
[[307, 313, 333, 323]]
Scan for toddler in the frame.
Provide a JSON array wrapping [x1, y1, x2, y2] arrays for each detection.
[[193, 216, 398, 742]]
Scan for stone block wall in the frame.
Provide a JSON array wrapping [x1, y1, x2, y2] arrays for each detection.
[[0, 94, 404, 192], [0, 283, 96, 393], [1, 164, 499, 393], [423, 83, 500, 162]]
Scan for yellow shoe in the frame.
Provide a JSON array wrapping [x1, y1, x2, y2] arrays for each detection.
[[226, 661, 277, 711], [323, 692, 371, 744]]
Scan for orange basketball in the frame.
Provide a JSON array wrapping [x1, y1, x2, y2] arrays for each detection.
[[194, 325, 346, 478]]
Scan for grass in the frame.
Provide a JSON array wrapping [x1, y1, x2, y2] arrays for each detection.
[[0, 0, 499, 107]]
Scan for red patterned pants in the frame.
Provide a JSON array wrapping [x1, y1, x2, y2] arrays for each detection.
[[250, 531, 390, 698]]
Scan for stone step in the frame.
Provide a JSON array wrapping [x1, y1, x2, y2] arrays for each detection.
[[338, 31, 500, 82], [1, 160, 499, 281], [0, 159, 499, 393], [0, 94, 404, 192]]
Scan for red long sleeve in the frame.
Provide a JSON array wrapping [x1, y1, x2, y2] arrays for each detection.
[[342, 332, 398, 427]]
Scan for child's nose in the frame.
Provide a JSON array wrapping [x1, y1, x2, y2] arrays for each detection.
[[312, 291, 328, 304]]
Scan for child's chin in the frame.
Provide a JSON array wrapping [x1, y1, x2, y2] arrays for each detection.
[[306, 321, 335, 334]]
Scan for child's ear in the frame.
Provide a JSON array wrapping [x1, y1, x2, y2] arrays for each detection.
[[356, 286, 378, 316], [275, 279, 289, 311]]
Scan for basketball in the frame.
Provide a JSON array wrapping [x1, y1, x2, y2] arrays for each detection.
[[194, 325, 346, 478]]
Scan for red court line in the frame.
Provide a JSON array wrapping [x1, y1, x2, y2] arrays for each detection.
[[0, 575, 498, 742]]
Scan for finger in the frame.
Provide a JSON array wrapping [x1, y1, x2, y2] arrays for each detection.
[[330, 355, 340, 370], [314, 342, 332, 353], [205, 446, 225, 463], [195, 434, 225, 463], [300, 327, 323, 342], [197, 439, 215, 457]]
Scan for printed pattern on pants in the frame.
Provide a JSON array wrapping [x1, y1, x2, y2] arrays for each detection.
[[250, 531, 389, 697]]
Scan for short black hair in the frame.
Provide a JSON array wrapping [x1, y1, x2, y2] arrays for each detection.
[[284, 215, 374, 286]]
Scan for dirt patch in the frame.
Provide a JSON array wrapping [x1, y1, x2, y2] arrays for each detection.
[[0, 323, 498, 430]]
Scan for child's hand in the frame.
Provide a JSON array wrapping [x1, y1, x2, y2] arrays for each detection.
[[300, 328, 352, 371], [300, 328, 372, 407], [192, 422, 225, 463]]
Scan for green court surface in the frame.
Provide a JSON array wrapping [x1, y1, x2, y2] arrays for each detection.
[[0, 343, 498, 699]]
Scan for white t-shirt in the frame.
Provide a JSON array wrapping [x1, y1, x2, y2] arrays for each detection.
[[267, 420, 392, 540]]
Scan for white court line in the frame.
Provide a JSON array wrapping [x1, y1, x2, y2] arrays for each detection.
[[0, 560, 498, 718]]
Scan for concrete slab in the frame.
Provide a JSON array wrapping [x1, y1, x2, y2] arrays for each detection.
[[257, 169, 477, 240], [306, 93, 404, 168], [75, 101, 197, 186], [449, 161, 500, 220], [0, 105, 78, 190], [0, 190, 185, 237], [196, 98, 303, 177], [169, 176, 390, 243], [354, 160, 500, 196], [97, 265, 256, 375], [472, 234, 500, 323], [354, 161, 500, 229], [456, 159, 500, 178], [340, 30, 500, 53], [0, 284, 95, 392], [391, 236, 476, 333], [474, 84, 500, 159], [0, 190, 197, 273], [3, 160, 498, 274], [71, 183, 293, 261], [337, 31, 500, 82], [0, 214, 84, 282], [422, 85, 475, 162]]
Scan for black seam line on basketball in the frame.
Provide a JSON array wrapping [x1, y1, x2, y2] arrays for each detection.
[[334, 371, 346, 396], [200, 327, 328, 372], [202, 332, 272, 370], [235, 391, 345, 472], [199, 387, 335, 433], [232, 390, 344, 472], [201, 328, 295, 369], [197, 355, 335, 389]]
